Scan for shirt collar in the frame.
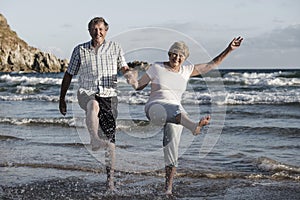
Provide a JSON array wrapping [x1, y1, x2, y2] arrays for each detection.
[[88, 40, 107, 50]]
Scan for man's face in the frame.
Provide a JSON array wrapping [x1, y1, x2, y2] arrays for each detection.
[[89, 22, 107, 44]]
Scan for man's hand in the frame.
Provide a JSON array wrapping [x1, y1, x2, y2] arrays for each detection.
[[59, 72, 73, 116], [121, 66, 130, 74], [124, 70, 138, 86], [59, 98, 67, 116]]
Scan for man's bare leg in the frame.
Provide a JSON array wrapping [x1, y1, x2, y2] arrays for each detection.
[[165, 165, 176, 195], [105, 143, 116, 190], [86, 100, 108, 151]]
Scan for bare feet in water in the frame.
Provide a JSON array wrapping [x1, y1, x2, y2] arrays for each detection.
[[107, 179, 115, 191], [91, 137, 109, 151], [193, 115, 211, 135], [165, 189, 173, 195]]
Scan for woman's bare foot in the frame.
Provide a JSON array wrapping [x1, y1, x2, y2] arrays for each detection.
[[193, 115, 211, 135], [165, 189, 172, 195], [91, 137, 109, 151], [165, 166, 176, 195]]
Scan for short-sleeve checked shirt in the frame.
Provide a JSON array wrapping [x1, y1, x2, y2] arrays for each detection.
[[67, 40, 128, 97]]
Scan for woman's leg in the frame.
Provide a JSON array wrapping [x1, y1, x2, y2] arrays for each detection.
[[165, 165, 176, 195], [146, 102, 210, 134], [163, 123, 183, 195], [176, 113, 211, 135]]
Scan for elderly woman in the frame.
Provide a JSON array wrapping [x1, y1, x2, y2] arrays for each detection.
[[125, 37, 243, 195]]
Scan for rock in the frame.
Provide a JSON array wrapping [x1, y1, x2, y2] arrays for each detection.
[[0, 13, 68, 73], [127, 60, 150, 70]]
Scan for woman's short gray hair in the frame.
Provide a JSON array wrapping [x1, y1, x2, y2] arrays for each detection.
[[168, 41, 190, 58]]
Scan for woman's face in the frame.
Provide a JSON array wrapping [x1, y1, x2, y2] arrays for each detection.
[[168, 52, 186, 68]]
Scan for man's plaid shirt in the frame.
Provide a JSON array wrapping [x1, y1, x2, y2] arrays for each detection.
[[67, 40, 128, 97]]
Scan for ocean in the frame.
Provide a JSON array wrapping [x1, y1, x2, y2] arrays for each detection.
[[0, 69, 299, 199]]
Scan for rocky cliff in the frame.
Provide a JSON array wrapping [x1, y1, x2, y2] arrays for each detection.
[[0, 13, 68, 73]]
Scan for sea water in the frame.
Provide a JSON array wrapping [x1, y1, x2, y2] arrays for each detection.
[[0, 69, 299, 199]]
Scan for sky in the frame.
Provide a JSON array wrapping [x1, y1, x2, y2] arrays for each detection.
[[1, 0, 300, 69]]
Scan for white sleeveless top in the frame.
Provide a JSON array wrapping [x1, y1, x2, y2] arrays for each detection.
[[146, 62, 194, 105]]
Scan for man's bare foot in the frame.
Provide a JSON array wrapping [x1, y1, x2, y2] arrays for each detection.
[[105, 182, 117, 194], [107, 179, 115, 191], [193, 115, 211, 135], [91, 137, 109, 151]]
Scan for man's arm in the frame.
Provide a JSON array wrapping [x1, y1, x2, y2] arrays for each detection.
[[191, 36, 243, 76], [59, 72, 73, 115]]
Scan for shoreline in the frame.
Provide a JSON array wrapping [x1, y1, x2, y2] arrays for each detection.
[[1, 173, 299, 200]]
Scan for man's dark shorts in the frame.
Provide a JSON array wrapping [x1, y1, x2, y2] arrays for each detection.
[[77, 90, 118, 143]]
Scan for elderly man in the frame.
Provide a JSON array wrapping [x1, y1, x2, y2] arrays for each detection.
[[59, 17, 129, 190]]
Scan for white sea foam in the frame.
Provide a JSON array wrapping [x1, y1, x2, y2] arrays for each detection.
[[1, 71, 299, 105], [16, 86, 37, 94], [0, 94, 78, 102], [180, 89, 300, 105], [0, 74, 62, 86], [222, 71, 300, 86], [257, 157, 300, 174], [0, 117, 76, 127]]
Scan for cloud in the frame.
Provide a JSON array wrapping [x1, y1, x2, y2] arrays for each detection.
[[114, 22, 300, 68], [247, 24, 300, 49], [224, 24, 300, 68]]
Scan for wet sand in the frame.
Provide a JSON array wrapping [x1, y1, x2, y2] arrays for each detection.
[[1, 173, 299, 200]]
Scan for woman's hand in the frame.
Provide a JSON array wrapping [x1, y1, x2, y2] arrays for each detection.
[[229, 36, 243, 50]]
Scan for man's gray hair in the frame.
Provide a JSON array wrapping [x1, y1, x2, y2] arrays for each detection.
[[88, 17, 109, 31]]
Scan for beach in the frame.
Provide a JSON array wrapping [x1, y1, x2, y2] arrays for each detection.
[[0, 69, 299, 199]]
